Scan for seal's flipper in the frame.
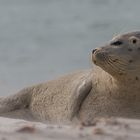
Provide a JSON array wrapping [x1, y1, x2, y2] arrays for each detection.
[[0, 87, 33, 120], [68, 77, 92, 120]]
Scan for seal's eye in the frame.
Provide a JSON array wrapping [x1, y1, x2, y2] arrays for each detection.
[[110, 40, 123, 46], [132, 39, 137, 44]]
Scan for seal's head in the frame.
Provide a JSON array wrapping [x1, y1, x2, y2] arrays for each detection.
[[92, 31, 140, 80]]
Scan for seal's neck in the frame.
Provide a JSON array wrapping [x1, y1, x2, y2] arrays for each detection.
[[94, 66, 140, 90], [112, 73, 140, 94]]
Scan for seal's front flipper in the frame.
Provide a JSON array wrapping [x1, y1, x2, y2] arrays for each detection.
[[68, 77, 92, 120]]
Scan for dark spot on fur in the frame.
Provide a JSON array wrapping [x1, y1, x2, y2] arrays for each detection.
[[128, 48, 132, 52], [109, 91, 112, 96], [93, 60, 96, 64], [129, 60, 133, 63], [138, 47, 140, 50], [24, 104, 29, 108], [119, 72, 123, 75], [136, 76, 139, 81]]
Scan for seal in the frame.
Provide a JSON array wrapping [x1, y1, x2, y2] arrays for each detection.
[[1, 31, 140, 123], [79, 31, 140, 122]]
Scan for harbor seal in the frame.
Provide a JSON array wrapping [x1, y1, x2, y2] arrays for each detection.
[[1, 31, 140, 123]]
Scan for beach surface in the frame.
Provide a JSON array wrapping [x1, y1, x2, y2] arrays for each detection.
[[0, 117, 140, 140]]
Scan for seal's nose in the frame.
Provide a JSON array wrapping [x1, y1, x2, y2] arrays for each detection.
[[92, 49, 97, 54]]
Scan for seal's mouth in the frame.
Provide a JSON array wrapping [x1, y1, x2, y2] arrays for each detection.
[[92, 50, 106, 66]]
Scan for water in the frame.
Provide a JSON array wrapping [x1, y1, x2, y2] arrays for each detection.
[[0, 0, 140, 95]]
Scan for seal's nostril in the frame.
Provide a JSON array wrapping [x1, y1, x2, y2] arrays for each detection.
[[92, 49, 97, 54]]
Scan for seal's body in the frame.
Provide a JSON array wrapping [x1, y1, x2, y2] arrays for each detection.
[[1, 31, 140, 123], [0, 70, 92, 123]]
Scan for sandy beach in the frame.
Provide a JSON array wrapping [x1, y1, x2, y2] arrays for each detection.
[[0, 117, 139, 140]]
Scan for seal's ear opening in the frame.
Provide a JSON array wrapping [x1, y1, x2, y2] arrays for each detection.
[[129, 36, 139, 45]]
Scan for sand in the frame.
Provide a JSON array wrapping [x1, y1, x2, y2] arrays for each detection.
[[0, 117, 140, 140]]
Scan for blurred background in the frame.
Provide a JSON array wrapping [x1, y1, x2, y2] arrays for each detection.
[[0, 0, 139, 95]]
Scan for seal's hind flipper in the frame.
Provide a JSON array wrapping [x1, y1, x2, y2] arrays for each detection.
[[0, 87, 33, 120]]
